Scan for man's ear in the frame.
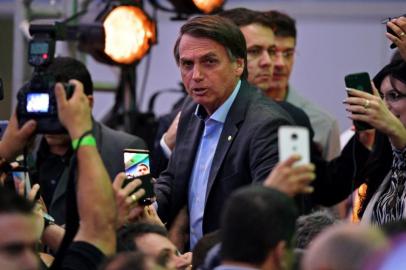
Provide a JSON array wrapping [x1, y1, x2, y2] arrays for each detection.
[[234, 58, 245, 77], [87, 95, 94, 109], [263, 241, 287, 270]]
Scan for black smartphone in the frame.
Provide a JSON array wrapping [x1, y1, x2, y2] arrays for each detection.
[[0, 120, 8, 139], [123, 149, 155, 205], [344, 72, 373, 131]]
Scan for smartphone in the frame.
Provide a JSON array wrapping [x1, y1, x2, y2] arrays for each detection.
[[123, 149, 155, 205], [344, 72, 373, 131], [0, 120, 8, 139], [278, 126, 310, 166]]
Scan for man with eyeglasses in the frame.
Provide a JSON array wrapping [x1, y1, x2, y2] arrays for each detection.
[[265, 11, 341, 161]]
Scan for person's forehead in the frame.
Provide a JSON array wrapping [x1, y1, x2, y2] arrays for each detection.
[[275, 36, 296, 49], [179, 34, 228, 59], [135, 233, 176, 253], [240, 23, 274, 42], [0, 214, 35, 243]]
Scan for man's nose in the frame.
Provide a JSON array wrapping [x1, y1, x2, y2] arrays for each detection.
[[259, 51, 272, 67], [274, 53, 285, 67], [192, 65, 204, 81]]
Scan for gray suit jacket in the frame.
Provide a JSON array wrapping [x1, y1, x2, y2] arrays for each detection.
[[38, 121, 146, 224], [155, 80, 294, 234]]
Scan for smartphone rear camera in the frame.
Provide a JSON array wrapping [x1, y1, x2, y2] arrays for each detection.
[[291, 133, 298, 140]]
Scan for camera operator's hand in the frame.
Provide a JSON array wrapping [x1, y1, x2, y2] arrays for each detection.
[[55, 80, 92, 140], [0, 112, 36, 161]]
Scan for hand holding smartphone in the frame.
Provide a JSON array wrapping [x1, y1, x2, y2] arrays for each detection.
[[123, 149, 155, 205], [278, 126, 310, 166], [344, 72, 373, 131]]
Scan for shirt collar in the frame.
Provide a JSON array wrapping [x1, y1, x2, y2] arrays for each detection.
[[195, 80, 241, 123]]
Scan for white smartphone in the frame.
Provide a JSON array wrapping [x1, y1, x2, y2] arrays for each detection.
[[278, 126, 310, 166]]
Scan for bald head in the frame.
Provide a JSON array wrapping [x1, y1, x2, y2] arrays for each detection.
[[302, 224, 388, 270]]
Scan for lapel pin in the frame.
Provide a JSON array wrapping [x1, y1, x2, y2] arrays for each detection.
[[227, 135, 232, 141]]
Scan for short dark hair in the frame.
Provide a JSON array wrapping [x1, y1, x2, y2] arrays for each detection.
[[173, 15, 248, 79], [220, 8, 275, 30], [117, 222, 168, 252], [45, 57, 93, 96], [264, 10, 297, 40], [220, 186, 298, 266], [294, 210, 337, 249], [192, 230, 220, 270], [0, 187, 34, 214], [373, 59, 406, 90]]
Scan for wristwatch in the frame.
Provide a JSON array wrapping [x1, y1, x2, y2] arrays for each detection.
[[43, 213, 55, 229]]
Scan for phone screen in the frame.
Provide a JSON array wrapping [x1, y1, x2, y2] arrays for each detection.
[[123, 149, 154, 205], [344, 72, 373, 131], [124, 149, 150, 178]]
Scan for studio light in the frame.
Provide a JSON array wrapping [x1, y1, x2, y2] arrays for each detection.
[[192, 0, 225, 14], [102, 5, 156, 65], [150, 0, 226, 19]]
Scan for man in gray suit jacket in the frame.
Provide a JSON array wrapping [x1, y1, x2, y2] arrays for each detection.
[[155, 15, 293, 249], [31, 57, 146, 224]]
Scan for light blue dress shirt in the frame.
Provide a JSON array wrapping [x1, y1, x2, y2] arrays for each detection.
[[188, 80, 241, 249]]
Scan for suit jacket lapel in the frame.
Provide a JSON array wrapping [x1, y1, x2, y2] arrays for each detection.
[[205, 81, 252, 201]]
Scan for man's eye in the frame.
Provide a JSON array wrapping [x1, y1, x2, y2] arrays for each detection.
[[181, 61, 193, 69], [267, 48, 277, 57], [247, 48, 261, 56]]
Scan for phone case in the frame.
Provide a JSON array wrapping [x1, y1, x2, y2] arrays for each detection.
[[278, 126, 310, 166], [344, 72, 373, 131]]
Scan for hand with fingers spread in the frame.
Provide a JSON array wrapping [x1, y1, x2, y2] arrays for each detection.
[[54, 80, 92, 140], [386, 16, 406, 61], [263, 155, 315, 197], [112, 172, 146, 228]]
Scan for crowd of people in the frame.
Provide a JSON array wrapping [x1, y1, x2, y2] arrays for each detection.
[[0, 6, 405, 270]]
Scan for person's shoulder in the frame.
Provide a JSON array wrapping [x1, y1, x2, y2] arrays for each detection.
[[287, 88, 337, 124], [95, 121, 146, 148], [245, 87, 293, 124]]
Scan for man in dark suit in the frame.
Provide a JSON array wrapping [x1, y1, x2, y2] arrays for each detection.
[[30, 57, 146, 224], [155, 15, 294, 249]]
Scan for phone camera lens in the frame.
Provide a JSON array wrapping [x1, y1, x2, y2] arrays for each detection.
[[291, 133, 298, 140]]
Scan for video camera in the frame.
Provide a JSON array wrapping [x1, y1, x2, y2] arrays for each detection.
[[17, 24, 74, 134]]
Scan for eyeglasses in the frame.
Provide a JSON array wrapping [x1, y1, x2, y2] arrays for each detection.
[[381, 89, 406, 102]]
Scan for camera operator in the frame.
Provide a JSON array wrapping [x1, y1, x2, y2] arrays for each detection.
[[0, 81, 117, 269], [21, 57, 146, 225]]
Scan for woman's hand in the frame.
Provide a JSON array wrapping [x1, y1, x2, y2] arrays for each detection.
[[344, 84, 406, 149]]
